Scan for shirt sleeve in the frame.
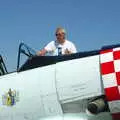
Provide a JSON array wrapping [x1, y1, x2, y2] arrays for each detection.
[[44, 41, 55, 52], [70, 42, 77, 53]]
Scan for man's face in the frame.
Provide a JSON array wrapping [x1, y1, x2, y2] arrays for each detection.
[[55, 30, 65, 43]]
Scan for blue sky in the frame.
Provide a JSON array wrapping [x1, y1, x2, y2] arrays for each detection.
[[0, 0, 120, 71]]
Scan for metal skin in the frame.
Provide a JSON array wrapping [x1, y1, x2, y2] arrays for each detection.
[[1, 44, 120, 120]]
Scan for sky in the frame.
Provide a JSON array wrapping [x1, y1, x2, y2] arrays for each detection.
[[0, 0, 120, 72]]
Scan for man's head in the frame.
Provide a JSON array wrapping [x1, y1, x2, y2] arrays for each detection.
[[55, 27, 66, 44]]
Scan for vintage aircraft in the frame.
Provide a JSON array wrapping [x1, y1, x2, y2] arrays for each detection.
[[0, 43, 120, 120]]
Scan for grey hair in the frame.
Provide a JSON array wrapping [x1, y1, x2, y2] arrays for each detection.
[[55, 27, 66, 34]]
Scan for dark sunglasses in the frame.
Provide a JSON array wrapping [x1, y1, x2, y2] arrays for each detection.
[[56, 33, 65, 36]]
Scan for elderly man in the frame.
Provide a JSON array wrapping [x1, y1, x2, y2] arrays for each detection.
[[37, 27, 77, 56]]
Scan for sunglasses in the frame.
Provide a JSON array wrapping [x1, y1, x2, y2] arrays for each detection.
[[56, 33, 65, 36]]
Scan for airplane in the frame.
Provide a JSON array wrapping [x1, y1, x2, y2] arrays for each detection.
[[0, 42, 120, 120]]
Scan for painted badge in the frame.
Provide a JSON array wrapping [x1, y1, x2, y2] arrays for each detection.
[[2, 88, 19, 106]]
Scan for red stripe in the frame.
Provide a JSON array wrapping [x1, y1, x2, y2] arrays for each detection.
[[112, 113, 120, 120], [105, 87, 120, 101], [100, 49, 113, 54], [101, 61, 115, 75]]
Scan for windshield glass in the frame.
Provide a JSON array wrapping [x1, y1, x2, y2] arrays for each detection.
[[0, 55, 7, 76]]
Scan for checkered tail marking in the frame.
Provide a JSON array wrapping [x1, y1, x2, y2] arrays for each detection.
[[100, 48, 120, 120]]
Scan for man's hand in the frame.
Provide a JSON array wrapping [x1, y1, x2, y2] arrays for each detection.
[[36, 49, 47, 56], [64, 48, 72, 54]]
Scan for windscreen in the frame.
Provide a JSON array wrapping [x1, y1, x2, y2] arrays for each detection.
[[0, 55, 7, 76]]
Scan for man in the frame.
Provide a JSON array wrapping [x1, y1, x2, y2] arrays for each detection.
[[37, 27, 77, 56]]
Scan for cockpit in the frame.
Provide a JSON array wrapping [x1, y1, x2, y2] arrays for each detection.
[[17, 43, 99, 72], [1, 42, 120, 75]]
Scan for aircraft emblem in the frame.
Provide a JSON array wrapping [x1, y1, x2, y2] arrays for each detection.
[[2, 88, 19, 106]]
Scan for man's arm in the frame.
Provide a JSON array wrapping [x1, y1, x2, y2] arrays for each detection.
[[64, 42, 77, 54], [71, 43, 77, 53], [36, 48, 47, 56]]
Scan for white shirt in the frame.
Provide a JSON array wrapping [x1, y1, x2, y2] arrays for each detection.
[[44, 40, 77, 55]]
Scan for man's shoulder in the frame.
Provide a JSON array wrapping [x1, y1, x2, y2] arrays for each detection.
[[46, 41, 55, 46], [48, 40, 55, 44], [65, 40, 74, 45]]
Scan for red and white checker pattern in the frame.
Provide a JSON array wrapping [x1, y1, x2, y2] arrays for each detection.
[[100, 48, 120, 120]]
